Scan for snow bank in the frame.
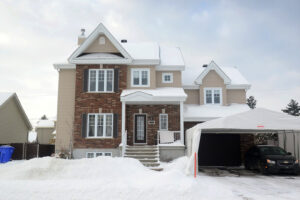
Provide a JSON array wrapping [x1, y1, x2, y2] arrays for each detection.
[[0, 157, 236, 200]]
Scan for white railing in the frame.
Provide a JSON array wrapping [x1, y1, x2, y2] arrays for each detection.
[[121, 130, 127, 157], [157, 131, 181, 144]]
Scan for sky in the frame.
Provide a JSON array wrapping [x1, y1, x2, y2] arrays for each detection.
[[0, 0, 299, 123]]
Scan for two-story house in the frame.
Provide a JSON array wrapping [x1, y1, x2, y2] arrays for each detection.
[[54, 23, 250, 166]]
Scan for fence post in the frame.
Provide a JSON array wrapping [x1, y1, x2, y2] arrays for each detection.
[[37, 144, 40, 158]]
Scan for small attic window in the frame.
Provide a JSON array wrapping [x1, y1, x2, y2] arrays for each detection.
[[99, 36, 105, 45]]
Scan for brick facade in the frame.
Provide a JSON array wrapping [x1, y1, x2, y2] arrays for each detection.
[[126, 105, 180, 145], [73, 64, 127, 149]]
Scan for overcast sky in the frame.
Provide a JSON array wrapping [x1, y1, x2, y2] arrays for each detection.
[[0, 0, 299, 122]]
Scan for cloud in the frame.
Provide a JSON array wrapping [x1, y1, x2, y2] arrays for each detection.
[[0, 0, 299, 121]]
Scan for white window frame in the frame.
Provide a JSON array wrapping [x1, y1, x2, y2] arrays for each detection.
[[88, 69, 114, 93], [159, 114, 168, 131], [162, 73, 173, 83], [86, 152, 112, 158], [87, 113, 113, 138], [204, 88, 222, 105], [131, 68, 150, 87]]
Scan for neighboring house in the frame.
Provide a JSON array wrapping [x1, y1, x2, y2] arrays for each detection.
[[0, 92, 32, 144], [36, 119, 56, 144], [54, 23, 250, 163]]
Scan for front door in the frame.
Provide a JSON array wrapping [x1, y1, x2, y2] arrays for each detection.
[[135, 114, 146, 143]]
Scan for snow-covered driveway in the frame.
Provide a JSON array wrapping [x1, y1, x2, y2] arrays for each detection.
[[0, 157, 299, 200]]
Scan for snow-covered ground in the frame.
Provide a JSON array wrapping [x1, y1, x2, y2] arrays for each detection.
[[0, 157, 299, 200]]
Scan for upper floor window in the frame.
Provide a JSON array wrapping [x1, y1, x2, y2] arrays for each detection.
[[159, 114, 168, 130], [89, 69, 114, 92], [162, 73, 173, 83], [87, 113, 113, 138], [204, 88, 222, 104], [131, 69, 150, 87]]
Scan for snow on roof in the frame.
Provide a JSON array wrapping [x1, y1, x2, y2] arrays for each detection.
[[182, 66, 250, 86], [36, 120, 55, 128], [182, 67, 205, 85], [121, 87, 187, 98], [221, 67, 249, 85], [0, 92, 14, 106], [159, 45, 185, 66], [122, 42, 159, 60], [184, 104, 250, 121]]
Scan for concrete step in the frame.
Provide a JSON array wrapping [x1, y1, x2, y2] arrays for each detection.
[[124, 155, 158, 159], [151, 167, 163, 171], [143, 162, 160, 167], [125, 152, 158, 156], [138, 159, 159, 163], [126, 148, 158, 152]]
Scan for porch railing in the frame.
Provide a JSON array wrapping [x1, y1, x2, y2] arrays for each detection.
[[121, 130, 127, 157], [157, 131, 181, 144]]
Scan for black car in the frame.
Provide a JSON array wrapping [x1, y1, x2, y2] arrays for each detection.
[[245, 145, 299, 174]]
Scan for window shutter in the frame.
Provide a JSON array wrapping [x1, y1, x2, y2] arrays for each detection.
[[114, 69, 119, 93], [81, 114, 87, 138], [113, 113, 118, 138], [83, 69, 89, 92]]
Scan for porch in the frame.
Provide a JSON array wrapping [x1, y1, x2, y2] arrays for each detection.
[[120, 87, 187, 162]]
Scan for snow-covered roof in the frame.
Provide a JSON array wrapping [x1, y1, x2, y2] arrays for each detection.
[[36, 120, 55, 128], [0, 92, 14, 107], [158, 45, 185, 67], [182, 61, 250, 89], [184, 104, 250, 122], [221, 67, 249, 85], [122, 42, 160, 61], [121, 87, 187, 103]]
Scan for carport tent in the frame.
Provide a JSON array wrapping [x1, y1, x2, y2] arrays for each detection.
[[185, 108, 300, 175]]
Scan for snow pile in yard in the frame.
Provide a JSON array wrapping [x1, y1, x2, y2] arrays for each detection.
[[1, 157, 300, 200], [0, 157, 234, 200]]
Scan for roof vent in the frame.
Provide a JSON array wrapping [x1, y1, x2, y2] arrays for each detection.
[[202, 64, 208, 68], [121, 39, 127, 43]]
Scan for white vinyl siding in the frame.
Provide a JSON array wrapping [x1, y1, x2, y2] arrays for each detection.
[[159, 114, 168, 130], [86, 152, 112, 158], [87, 114, 113, 138], [131, 69, 150, 87], [204, 88, 222, 104], [88, 69, 114, 92]]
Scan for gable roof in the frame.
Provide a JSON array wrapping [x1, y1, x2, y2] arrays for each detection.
[[60, 23, 185, 69], [0, 92, 32, 130], [68, 23, 132, 64], [182, 61, 251, 90], [195, 61, 231, 85]]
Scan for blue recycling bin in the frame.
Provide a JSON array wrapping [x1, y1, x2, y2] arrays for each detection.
[[0, 145, 15, 163]]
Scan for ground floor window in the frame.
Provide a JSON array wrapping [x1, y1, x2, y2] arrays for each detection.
[[86, 152, 112, 158], [87, 113, 113, 138], [159, 114, 168, 130]]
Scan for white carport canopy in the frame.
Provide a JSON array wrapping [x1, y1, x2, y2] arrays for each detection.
[[185, 108, 300, 175]]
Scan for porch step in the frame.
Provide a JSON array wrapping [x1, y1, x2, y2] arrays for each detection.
[[124, 145, 162, 171]]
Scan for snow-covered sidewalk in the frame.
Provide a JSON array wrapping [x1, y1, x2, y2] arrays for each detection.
[[0, 157, 299, 200]]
